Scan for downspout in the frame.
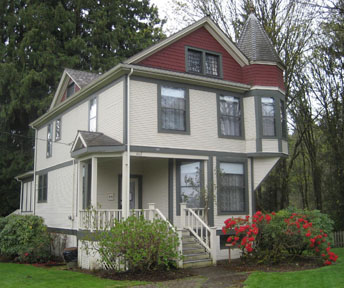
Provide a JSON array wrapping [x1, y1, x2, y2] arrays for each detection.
[[126, 68, 134, 217], [15, 177, 23, 213]]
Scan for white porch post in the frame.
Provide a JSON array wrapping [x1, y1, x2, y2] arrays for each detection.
[[148, 203, 156, 221], [122, 152, 129, 219], [91, 157, 98, 208], [210, 227, 217, 264]]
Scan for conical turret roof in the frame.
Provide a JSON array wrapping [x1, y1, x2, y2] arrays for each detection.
[[238, 13, 283, 65]]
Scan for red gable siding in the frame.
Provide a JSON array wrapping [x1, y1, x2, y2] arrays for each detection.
[[242, 64, 285, 91], [138, 27, 244, 83]]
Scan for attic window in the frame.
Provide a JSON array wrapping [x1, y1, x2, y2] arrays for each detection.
[[67, 82, 75, 98], [186, 47, 222, 78]]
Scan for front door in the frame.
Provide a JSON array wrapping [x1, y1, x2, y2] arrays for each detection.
[[119, 176, 141, 210]]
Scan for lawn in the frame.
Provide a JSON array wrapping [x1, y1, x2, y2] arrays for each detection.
[[244, 248, 344, 288], [0, 263, 146, 288]]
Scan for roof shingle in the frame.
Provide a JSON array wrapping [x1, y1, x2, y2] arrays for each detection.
[[238, 13, 282, 64], [65, 68, 100, 88]]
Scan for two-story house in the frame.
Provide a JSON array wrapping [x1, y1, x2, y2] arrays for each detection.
[[16, 14, 287, 269]]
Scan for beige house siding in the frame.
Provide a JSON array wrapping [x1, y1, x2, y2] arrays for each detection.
[[253, 157, 279, 190], [130, 80, 246, 153], [97, 80, 124, 143], [262, 139, 279, 152], [244, 97, 257, 153], [35, 164, 77, 229]]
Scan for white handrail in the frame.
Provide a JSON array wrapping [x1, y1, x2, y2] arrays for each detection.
[[184, 208, 211, 252], [154, 208, 176, 232]]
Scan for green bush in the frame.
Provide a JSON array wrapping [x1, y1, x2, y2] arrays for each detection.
[[85, 215, 181, 272], [0, 217, 8, 233], [0, 215, 51, 263], [253, 208, 334, 263]]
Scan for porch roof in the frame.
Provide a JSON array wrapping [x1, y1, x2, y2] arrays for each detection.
[[71, 131, 124, 158]]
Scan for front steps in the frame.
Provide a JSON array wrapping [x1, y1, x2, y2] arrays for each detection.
[[182, 230, 213, 268]]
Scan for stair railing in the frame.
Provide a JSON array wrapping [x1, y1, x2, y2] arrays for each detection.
[[181, 203, 217, 264]]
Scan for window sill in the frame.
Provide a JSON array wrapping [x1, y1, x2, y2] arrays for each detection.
[[158, 129, 190, 135]]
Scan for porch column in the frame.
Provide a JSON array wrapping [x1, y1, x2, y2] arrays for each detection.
[[122, 152, 130, 219], [91, 157, 98, 208]]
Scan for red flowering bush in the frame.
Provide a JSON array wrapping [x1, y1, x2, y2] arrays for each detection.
[[222, 208, 338, 265]]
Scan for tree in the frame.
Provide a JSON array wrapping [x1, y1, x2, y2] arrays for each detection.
[[0, 0, 165, 216]]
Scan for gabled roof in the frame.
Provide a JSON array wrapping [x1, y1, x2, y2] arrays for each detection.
[[125, 17, 249, 67], [49, 68, 100, 110], [71, 131, 124, 158], [238, 13, 283, 66], [65, 68, 100, 89]]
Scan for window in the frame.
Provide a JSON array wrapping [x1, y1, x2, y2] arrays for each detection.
[[261, 97, 275, 136], [219, 95, 241, 137], [160, 86, 187, 132], [89, 98, 97, 132], [46, 123, 52, 157], [280, 100, 287, 138], [38, 174, 48, 203], [218, 162, 245, 213], [67, 82, 75, 98], [55, 118, 61, 141], [186, 47, 221, 77], [179, 161, 201, 208], [82, 161, 91, 209]]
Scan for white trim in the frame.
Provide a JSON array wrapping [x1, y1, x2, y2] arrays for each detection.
[[65, 71, 82, 89], [50, 71, 69, 110], [250, 61, 285, 71], [125, 17, 249, 67], [250, 85, 285, 95], [131, 152, 209, 160], [71, 133, 88, 152]]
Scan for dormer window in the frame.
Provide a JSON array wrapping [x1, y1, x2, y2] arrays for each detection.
[[186, 47, 222, 77], [67, 82, 75, 98]]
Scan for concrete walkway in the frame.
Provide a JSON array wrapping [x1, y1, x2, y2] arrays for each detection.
[[133, 265, 249, 288]]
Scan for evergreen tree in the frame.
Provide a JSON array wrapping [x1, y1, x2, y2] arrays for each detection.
[[0, 0, 165, 216]]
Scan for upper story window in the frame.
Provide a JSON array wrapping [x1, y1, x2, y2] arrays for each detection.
[[218, 162, 245, 214], [261, 97, 275, 136], [280, 100, 287, 138], [46, 123, 52, 157], [186, 47, 222, 77], [67, 82, 75, 98], [38, 174, 48, 203], [89, 98, 97, 132], [55, 118, 61, 141], [159, 86, 189, 133], [218, 95, 242, 137]]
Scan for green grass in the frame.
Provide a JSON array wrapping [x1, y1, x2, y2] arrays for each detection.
[[0, 263, 146, 288], [244, 248, 344, 288]]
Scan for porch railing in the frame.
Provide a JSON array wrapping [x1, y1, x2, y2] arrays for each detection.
[[79, 204, 175, 232], [181, 203, 217, 264]]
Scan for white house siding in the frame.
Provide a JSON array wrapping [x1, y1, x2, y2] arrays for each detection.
[[282, 139, 288, 154], [130, 80, 246, 153], [244, 97, 257, 153], [36, 103, 88, 171], [35, 164, 77, 229], [97, 80, 124, 143], [97, 158, 121, 210], [141, 158, 169, 217], [253, 157, 279, 190], [36, 80, 124, 172], [262, 139, 279, 152]]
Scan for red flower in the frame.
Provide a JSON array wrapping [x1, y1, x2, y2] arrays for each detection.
[[305, 231, 311, 237], [226, 237, 233, 243], [248, 237, 255, 242], [272, 212, 276, 216], [324, 260, 332, 265], [265, 214, 272, 223], [24, 253, 29, 257], [234, 236, 239, 241], [222, 227, 227, 234]]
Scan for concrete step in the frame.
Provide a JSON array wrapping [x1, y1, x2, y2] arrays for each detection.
[[182, 241, 204, 249], [183, 258, 213, 268], [183, 247, 206, 254], [183, 252, 210, 261]]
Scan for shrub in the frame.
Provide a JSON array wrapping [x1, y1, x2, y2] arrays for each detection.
[[84, 215, 181, 272], [222, 208, 337, 265], [0, 215, 51, 263]]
